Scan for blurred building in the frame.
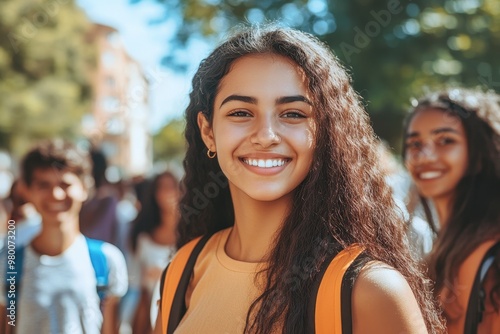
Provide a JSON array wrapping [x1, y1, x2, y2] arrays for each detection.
[[83, 24, 152, 178]]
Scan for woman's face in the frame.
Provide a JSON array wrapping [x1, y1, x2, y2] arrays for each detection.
[[155, 175, 179, 211], [404, 108, 469, 202], [198, 53, 316, 203]]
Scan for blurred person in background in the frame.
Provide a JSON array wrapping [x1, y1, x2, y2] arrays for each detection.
[[403, 87, 500, 333], [0, 166, 14, 246], [79, 149, 120, 245], [0, 139, 128, 334], [129, 171, 180, 334], [376, 141, 434, 260], [2, 179, 42, 251], [115, 178, 139, 255], [113, 178, 139, 334], [132, 175, 151, 212]]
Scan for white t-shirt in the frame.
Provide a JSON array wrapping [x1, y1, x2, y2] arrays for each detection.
[[136, 233, 176, 295], [0, 234, 128, 334]]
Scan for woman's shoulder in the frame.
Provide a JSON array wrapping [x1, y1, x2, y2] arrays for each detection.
[[458, 238, 500, 274], [354, 261, 410, 295], [351, 261, 428, 334]]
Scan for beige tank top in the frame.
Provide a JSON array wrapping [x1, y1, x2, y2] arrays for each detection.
[[174, 228, 266, 334]]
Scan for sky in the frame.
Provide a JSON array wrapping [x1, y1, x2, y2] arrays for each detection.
[[77, 0, 213, 133]]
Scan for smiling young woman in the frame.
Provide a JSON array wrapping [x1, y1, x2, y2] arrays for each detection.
[[403, 88, 500, 333], [404, 108, 469, 223], [153, 24, 444, 334]]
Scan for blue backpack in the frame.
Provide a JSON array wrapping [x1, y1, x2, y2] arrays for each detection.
[[5, 237, 109, 307]]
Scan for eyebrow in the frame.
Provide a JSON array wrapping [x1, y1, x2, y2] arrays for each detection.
[[405, 127, 461, 139], [220, 95, 256, 107], [276, 95, 312, 105], [219, 94, 311, 108]]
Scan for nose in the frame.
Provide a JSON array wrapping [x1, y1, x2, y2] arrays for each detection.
[[250, 117, 281, 148], [52, 186, 66, 200], [407, 143, 438, 168], [418, 143, 438, 162]]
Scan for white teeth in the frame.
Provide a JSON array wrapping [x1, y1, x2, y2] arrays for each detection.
[[243, 159, 287, 168], [419, 171, 443, 180]]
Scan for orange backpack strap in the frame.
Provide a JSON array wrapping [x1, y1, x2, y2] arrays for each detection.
[[313, 244, 367, 334], [159, 235, 211, 334], [464, 240, 500, 333]]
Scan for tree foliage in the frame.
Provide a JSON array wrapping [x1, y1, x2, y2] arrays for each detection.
[[153, 117, 186, 163], [145, 0, 500, 152], [0, 0, 95, 158]]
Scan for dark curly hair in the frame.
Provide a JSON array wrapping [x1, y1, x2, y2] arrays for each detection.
[[178, 24, 444, 333], [21, 138, 92, 188], [130, 171, 179, 252], [402, 87, 500, 312]]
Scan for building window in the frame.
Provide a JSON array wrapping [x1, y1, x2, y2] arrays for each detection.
[[101, 51, 115, 68], [101, 96, 119, 113]]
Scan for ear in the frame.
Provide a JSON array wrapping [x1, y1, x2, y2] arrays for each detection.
[[197, 112, 216, 151]]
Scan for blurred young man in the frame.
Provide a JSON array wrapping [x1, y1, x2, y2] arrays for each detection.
[[0, 139, 128, 334]]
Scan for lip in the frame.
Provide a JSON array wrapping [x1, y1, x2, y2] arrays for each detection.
[[44, 202, 71, 213], [238, 156, 291, 175], [414, 169, 445, 181]]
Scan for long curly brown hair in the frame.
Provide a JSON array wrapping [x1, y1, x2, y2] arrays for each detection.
[[178, 24, 444, 333], [402, 87, 500, 312]]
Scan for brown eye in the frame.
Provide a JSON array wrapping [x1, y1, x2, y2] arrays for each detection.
[[405, 141, 422, 150], [437, 137, 456, 146], [228, 110, 252, 117], [282, 111, 306, 118]]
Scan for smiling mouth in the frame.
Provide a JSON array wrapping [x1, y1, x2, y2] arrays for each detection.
[[418, 171, 444, 180], [45, 203, 69, 212], [241, 158, 290, 168]]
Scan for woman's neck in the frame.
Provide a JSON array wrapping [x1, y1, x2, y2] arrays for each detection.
[[226, 192, 290, 263], [152, 211, 178, 245], [160, 208, 178, 227], [432, 197, 452, 228]]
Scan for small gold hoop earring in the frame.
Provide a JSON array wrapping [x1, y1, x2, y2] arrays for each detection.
[[207, 149, 216, 159]]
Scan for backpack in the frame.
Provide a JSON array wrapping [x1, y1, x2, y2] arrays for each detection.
[[5, 237, 110, 307], [464, 241, 500, 334], [158, 235, 368, 334]]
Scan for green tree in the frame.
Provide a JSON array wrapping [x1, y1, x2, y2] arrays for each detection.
[[153, 117, 186, 163], [142, 0, 500, 152], [0, 0, 95, 158]]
